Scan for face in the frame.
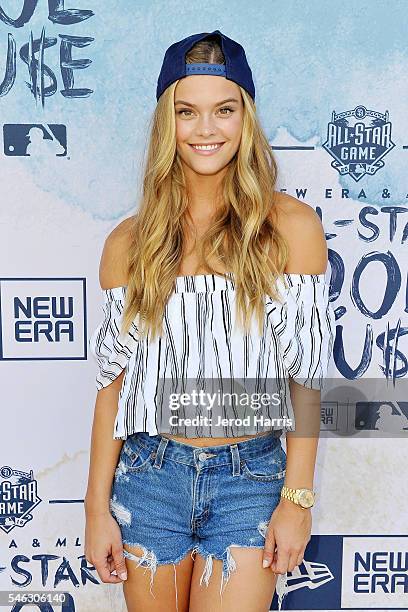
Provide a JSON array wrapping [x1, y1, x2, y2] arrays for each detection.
[[174, 75, 244, 177]]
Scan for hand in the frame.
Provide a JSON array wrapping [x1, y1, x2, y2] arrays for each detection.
[[262, 498, 312, 574], [84, 510, 128, 583]]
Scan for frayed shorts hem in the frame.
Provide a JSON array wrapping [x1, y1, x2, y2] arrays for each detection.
[[121, 539, 289, 610]]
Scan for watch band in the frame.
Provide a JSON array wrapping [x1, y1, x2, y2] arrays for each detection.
[[280, 486, 315, 508]]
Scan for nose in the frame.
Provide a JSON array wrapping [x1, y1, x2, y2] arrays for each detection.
[[196, 115, 217, 137]]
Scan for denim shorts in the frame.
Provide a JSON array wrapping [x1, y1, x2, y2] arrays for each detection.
[[109, 431, 288, 605]]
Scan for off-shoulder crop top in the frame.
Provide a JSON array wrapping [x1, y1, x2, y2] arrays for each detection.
[[89, 272, 336, 440]]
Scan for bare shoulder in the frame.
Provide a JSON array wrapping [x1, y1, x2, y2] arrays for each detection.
[[99, 216, 135, 289], [271, 192, 328, 274]]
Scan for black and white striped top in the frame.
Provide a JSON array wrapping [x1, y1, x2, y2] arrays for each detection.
[[89, 272, 336, 440]]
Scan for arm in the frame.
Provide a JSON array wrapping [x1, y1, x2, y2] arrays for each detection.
[[285, 381, 320, 488], [84, 218, 133, 583], [263, 196, 330, 574], [84, 373, 125, 516], [281, 197, 328, 489], [85, 219, 132, 513]]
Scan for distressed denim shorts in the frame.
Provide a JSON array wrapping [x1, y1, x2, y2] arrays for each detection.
[[109, 430, 288, 603]]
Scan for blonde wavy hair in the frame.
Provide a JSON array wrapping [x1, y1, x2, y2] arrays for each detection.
[[121, 36, 289, 341]]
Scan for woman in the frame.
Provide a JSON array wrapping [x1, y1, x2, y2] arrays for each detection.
[[84, 30, 335, 612]]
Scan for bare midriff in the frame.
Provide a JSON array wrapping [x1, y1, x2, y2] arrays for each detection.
[[159, 432, 272, 447]]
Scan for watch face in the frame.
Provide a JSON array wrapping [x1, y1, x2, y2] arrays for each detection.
[[298, 489, 314, 508]]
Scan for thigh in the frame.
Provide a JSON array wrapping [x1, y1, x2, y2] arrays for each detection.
[[189, 549, 278, 612], [123, 545, 194, 612]]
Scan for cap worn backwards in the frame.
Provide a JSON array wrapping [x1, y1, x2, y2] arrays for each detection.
[[156, 29, 255, 101]]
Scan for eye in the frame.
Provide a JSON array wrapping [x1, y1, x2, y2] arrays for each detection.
[[176, 107, 235, 117], [177, 109, 193, 116], [219, 107, 234, 115]]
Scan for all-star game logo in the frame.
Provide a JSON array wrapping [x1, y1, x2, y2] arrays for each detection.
[[0, 465, 42, 534], [323, 105, 395, 182]]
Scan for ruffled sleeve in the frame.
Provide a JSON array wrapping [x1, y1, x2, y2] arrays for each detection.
[[88, 286, 139, 390], [268, 273, 336, 389]]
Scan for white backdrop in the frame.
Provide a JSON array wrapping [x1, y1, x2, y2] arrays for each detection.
[[1, 1, 407, 610]]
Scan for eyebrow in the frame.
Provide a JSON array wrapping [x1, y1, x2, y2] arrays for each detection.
[[174, 97, 240, 107]]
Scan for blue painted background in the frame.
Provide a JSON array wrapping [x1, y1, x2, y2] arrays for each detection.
[[0, 0, 406, 218]]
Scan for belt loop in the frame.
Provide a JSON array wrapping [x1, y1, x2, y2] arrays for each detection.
[[230, 443, 240, 476], [153, 436, 169, 469]]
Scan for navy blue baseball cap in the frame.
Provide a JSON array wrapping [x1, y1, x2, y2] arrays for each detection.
[[156, 29, 255, 102]]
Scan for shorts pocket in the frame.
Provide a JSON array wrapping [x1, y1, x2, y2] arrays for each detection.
[[240, 446, 286, 482], [120, 442, 155, 473]]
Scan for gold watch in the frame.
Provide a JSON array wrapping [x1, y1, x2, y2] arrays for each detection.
[[280, 486, 315, 508]]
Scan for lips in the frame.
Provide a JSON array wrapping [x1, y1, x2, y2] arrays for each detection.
[[189, 143, 225, 155]]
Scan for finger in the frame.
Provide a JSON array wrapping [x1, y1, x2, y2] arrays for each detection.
[[271, 545, 289, 575], [112, 545, 128, 581], [262, 532, 276, 568], [95, 558, 124, 584], [270, 548, 278, 572], [287, 551, 301, 572], [296, 551, 304, 567]]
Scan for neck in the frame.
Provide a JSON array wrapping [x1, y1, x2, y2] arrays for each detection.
[[183, 162, 227, 220]]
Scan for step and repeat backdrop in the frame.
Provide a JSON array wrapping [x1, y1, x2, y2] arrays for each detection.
[[1, 1, 407, 611]]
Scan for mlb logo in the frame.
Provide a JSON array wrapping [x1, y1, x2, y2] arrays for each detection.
[[3, 124, 67, 157], [355, 401, 408, 433], [0, 278, 87, 360]]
